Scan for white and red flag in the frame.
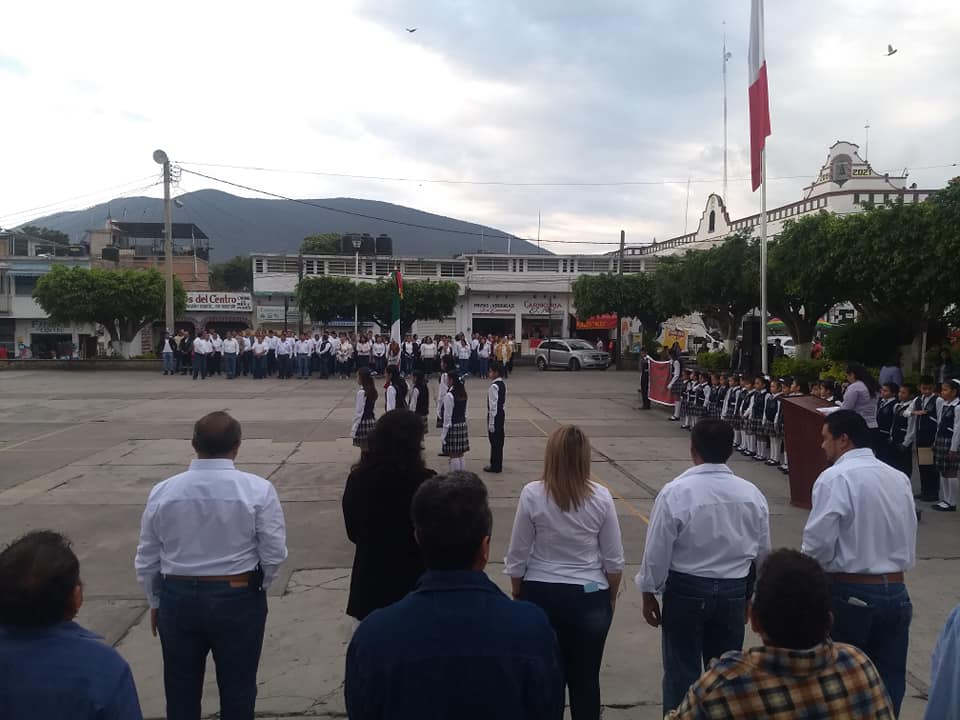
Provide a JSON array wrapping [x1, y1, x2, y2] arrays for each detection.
[[748, 0, 771, 191]]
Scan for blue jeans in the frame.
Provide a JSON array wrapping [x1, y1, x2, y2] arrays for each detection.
[[224, 353, 238, 378], [479, 356, 489, 377], [661, 571, 748, 712], [163, 352, 175, 373], [829, 580, 912, 715], [520, 580, 612, 720], [158, 577, 268, 720], [192, 353, 207, 379], [297, 354, 310, 378]]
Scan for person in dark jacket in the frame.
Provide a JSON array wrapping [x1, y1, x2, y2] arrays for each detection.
[[342, 410, 436, 622]]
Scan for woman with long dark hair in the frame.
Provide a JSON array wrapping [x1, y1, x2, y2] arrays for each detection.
[[409, 369, 430, 432], [351, 367, 378, 450], [384, 364, 408, 412], [342, 410, 436, 624], [440, 371, 469, 470], [842, 363, 880, 449]]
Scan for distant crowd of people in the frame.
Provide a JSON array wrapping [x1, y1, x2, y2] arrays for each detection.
[[156, 328, 515, 381]]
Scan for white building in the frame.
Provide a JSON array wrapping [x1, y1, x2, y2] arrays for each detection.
[[0, 230, 99, 358], [251, 252, 656, 353]]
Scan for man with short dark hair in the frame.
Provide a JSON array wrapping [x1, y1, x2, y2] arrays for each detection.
[[638, 348, 651, 410], [636, 418, 771, 713], [345, 471, 563, 720], [1, 530, 143, 720], [802, 409, 917, 715], [135, 411, 288, 720], [484, 361, 506, 474], [668, 549, 894, 719]]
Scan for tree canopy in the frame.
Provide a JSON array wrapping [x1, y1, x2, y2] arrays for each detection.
[[300, 233, 341, 255], [209, 255, 253, 291], [572, 272, 664, 331], [33, 266, 186, 351], [18, 225, 71, 245]]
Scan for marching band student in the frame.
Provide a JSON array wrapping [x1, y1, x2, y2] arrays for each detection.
[[679, 370, 694, 429], [384, 364, 408, 412], [890, 383, 917, 478], [668, 350, 684, 421], [932, 379, 960, 512], [351, 367, 378, 451], [748, 376, 770, 459], [440, 373, 470, 471], [905, 375, 942, 502], [738, 375, 757, 455], [876, 382, 900, 468], [408, 370, 430, 432], [760, 378, 783, 466]]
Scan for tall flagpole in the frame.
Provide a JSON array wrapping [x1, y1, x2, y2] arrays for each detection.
[[760, 149, 768, 374]]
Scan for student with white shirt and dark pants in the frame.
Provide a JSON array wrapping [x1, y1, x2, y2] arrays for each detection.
[[135, 412, 288, 720], [505, 424, 624, 720], [636, 418, 771, 714], [802, 409, 917, 715], [485, 361, 506, 474]]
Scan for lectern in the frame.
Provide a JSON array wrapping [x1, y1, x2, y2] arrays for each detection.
[[782, 395, 833, 509]]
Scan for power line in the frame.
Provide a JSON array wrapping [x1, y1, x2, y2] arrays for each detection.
[[0, 175, 162, 225], [178, 167, 623, 247]]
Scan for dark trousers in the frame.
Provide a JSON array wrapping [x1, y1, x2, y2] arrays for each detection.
[[277, 354, 291, 378], [890, 443, 912, 478], [241, 351, 252, 376], [520, 580, 612, 720], [829, 580, 912, 716], [224, 353, 238, 379], [253, 355, 266, 379], [640, 374, 650, 409], [266, 349, 276, 376], [918, 449, 940, 499], [158, 578, 268, 720], [661, 571, 748, 713], [488, 425, 505, 471], [192, 354, 208, 379], [210, 351, 221, 375]]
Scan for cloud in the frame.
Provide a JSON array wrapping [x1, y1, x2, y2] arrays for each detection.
[[0, 55, 27, 75]]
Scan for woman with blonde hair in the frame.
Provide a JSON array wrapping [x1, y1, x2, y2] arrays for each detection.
[[504, 425, 624, 720]]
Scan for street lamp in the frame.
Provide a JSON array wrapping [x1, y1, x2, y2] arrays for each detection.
[[152, 150, 174, 334], [352, 238, 362, 337]]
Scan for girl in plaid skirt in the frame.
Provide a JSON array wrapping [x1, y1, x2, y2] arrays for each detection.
[[932, 379, 960, 512], [762, 379, 785, 467], [692, 373, 708, 426], [723, 375, 742, 445], [708, 373, 725, 418], [668, 352, 684, 420], [436, 356, 452, 432], [743, 375, 768, 457], [441, 372, 470, 470], [679, 370, 694, 428], [351, 367, 378, 450]]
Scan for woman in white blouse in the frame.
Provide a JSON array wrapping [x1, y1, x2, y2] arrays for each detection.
[[505, 425, 624, 720]]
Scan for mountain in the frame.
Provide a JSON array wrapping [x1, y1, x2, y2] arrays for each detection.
[[20, 190, 549, 261]]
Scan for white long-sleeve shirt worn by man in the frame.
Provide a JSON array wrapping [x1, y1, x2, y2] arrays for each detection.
[[134, 459, 288, 609]]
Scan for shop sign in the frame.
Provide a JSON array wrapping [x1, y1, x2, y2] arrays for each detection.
[[186, 292, 253, 312], [256, 306, 285, 321], [521, 298, 563, 316], [29, 320, 73, 334], [472, 300, 517, 315], [576, 313, 617, 330]]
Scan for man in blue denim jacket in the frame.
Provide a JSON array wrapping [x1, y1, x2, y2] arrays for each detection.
[[0, 530, 142, 720], [346, 471, 564, 720]]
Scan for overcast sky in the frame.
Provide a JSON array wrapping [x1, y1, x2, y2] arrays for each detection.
[[2, 0, 958, 253]]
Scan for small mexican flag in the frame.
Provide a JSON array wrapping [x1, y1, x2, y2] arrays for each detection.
[[391, 269, 403, 343]]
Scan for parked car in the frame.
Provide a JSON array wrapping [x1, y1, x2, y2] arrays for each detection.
[[535, 338, 610, 371]]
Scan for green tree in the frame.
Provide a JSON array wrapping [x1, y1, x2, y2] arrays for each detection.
[[300, 233, 341, 255], [33, 266, 186, 356], [19, 225, 71, 245], [766, 213, 848, 358], [209, 255, 253, 291], [572, 273, 664, 332], [356, 279, 460, 330], [296, 276, 356, 324]]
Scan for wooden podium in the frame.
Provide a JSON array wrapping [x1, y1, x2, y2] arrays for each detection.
[[782, 395, 833, 509]]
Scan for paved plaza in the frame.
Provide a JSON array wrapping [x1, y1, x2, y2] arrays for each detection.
[[0, 367, 956, 719]]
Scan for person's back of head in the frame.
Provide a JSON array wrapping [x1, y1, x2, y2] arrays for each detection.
[[357, 409, 426, 480], [691, 418, 734, 464], [543, 425, 592, 512], [192, 411, 242, 459], [752, 549, 831, 649], [823, 409, 871, 450], [411, 471, 492, 571], [0, 530, 80, 627]]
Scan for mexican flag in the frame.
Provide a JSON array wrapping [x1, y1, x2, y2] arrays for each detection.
[[391, 269, 403, 343]]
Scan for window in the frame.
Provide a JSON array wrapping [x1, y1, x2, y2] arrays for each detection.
[[708, 210, 716, 233], [853, 194, 859, 205], [440, 262, 466, 277], [404, 261, 437, 276], [526, 258, 559, 272], [12, 237, 28, 256], [576, 258, 610, 272], [474, 257, 509, 272], [14, 275, 39, 296], [621, 259, 645, 273], [254, 259, 264, 273], [264, 258, 299, 273]]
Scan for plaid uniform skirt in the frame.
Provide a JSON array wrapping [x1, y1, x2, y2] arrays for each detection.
[[669, 377, 685, 395], [442, 422, 470, 455], [934, 435, 959, 477], [680, 396, 690, 416], [352, 417, 376, 447], [761, 419, 777, 437], [746, 414, 764, 435], [692, 402, 706, 418], [706, 401, 719, 418]]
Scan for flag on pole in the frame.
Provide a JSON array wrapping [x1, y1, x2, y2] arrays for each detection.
[[748, 0, 771, 192], [390, 269, 403, 343]]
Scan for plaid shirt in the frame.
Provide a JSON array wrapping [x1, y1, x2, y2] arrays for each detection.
[[667, 641, 894, 719]]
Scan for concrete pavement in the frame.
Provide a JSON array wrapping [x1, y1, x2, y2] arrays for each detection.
[[0, 367, 955, 719]]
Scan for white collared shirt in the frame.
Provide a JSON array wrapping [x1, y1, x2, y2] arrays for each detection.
[[193, 338, 210, 354], [134, 458, 288, 608], [252, 340, 267, 355], [222, 338, 239, 354], [505, 480, 625, 588], [276, 338, 294, 355], [211, 336, 223, 352], [636, 463, 770, 594], [267, 335, 279, 350], [372, 341, 386, 357], [420, 342, 436, 359], [479, 341, 491, 359], [801, 448, 917, 574]]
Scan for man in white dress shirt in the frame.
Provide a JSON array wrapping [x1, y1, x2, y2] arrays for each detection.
[[801, 409, 917, 716], [135, 412, 287, 720], [191, 331, 211, 380], [636, 418, 771, 713], [221, 332, 240, 379], [276, 331, 294, 379]]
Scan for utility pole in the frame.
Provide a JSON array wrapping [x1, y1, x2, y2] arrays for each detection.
[[616, 229, 625, 368], [297, 251, 304, 335], [153, 150, 174, 334]]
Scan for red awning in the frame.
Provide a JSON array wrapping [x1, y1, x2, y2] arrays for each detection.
[[576, 314, 617, 330]]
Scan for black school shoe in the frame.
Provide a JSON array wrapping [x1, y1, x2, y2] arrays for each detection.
[[932, 502, 957, 512]]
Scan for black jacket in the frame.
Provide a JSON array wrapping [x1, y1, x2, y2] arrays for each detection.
[[342, 465, 436, 620]]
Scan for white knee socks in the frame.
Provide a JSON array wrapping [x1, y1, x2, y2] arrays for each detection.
[[734, 429, 742, 446], [673, 400, 682, 417], [449, 457, 466, 472], [942, 476, 959, 507]]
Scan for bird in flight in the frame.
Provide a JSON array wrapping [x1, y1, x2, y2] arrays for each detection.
[[406, 27, 417, 33], [885, 44, 898, 56]]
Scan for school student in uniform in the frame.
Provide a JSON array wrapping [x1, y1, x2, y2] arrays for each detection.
[[905, 375, 942, 502], [485, 361, 507, 474], [760, 378, 783, 465], [875, 382, 900, 468], [692, 373, 709, 428], [723, 374, 741, 447], [667, 350, 684, 421], [738, 375, 756, 455], [679, 370, 694, 429], [384, 364, 408, 412], [708, 373, 725, 419], [408, 370, 430, 432], [436, 356, 452, 433], [351, 368, 378, 451], [932, 379, 960, 512], [747, 376, 769, 459], [440, 373, 470, 471], [890, 383, 917, 478]]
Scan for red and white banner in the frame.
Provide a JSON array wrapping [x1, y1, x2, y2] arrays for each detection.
[[748, 0, 771, 191], [649, 359, 674, 407]]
